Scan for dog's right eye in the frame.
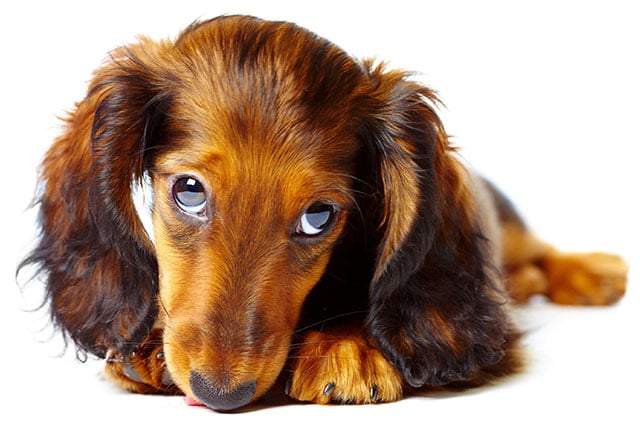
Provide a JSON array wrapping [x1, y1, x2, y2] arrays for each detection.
[[295, 203, 336, 237], [173, 177, 207, 216]]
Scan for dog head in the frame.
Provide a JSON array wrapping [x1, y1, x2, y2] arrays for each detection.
[[23, 16, 451, 408]]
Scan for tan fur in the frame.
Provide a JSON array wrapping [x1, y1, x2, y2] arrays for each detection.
[[287, 327, 404, 404], [25, 16, 627, 410]]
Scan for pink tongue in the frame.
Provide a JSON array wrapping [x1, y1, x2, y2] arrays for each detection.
[[184, 395, 205, 407]]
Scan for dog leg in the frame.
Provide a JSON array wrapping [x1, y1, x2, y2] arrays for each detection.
[[539, 251, 628, 305], [103, 329, 179, 394], [286, 325, 403, 404], [502, 223, 627, 305]]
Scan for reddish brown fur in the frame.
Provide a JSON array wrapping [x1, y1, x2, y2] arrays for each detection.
[[22, 16, 627, 411]]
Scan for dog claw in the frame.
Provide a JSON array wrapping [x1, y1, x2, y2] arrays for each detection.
[[370, 385, 378, 400], [161, 368, 174, 386], [123, 362, 144, 383], [323, 382, 336, 396], [284, 376, 292, 396]]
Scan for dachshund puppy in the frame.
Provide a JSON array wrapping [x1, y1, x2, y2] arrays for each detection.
[[22, 15, 627, 411]]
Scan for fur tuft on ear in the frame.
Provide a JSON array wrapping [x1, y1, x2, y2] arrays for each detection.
[[360, 61, 445, 282], [362, 62, 514, 388], [19, 39, 175, 358]]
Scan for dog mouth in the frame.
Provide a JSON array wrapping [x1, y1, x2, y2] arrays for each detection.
[[109, 325, 291, 412], [159, 327, 292, 411], [178, 359, 287, 411]]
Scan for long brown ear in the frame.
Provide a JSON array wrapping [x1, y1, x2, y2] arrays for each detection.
[[20, 39, 174, 358], [362, 62, 512, 388]]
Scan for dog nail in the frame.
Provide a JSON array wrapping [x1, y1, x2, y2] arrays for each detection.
[[161, 368, 174, 386], [284, 376, 292, 395], [123, 363, 143, 383], [370, 385, 378, 400], [323, 382, 336, 396]]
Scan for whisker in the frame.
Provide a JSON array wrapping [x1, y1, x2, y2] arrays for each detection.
[[294, 310, 368, 334], [158, 297, 171, 324], [284, 355, 362, 362], [287, 339, 350, 350]]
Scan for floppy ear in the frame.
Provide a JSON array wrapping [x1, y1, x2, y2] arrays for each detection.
[[362, 63, 514, 388], [20, 39, 174, 358]]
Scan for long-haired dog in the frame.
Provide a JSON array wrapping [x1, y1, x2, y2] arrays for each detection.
[[21, 15, 627, 411]]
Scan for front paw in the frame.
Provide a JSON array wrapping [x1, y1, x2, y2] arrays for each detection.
[[104, 329, 179, 394], [286, 330, 403, 404], [369, 303, 510, 388]]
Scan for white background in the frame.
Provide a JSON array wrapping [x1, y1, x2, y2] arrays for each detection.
[[1, 1, 638, 425]]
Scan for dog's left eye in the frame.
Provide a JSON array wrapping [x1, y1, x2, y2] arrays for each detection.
[[173, 177, 207, 215], [296, 203, 336, 236]]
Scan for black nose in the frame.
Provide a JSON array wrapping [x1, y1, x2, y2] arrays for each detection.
[[189, 371, 257, 411]]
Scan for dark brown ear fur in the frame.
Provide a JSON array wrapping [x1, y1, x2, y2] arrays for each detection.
[[362, 62, 514, 388], [19, 40, 174, 358]]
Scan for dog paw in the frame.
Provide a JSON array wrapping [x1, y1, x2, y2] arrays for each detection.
[[104, 329, 179, 394], [545, 252, 628, 305], [286, 330, 403, 404]]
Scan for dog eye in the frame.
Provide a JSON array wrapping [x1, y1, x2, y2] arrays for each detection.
[[296, 203, 336, 236], [173, 177, 207, 215]]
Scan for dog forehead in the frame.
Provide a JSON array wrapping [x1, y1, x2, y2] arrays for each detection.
[[153, 17, 365, 202], [157, 130, 355, 200], [169, 16, 366, 139]]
